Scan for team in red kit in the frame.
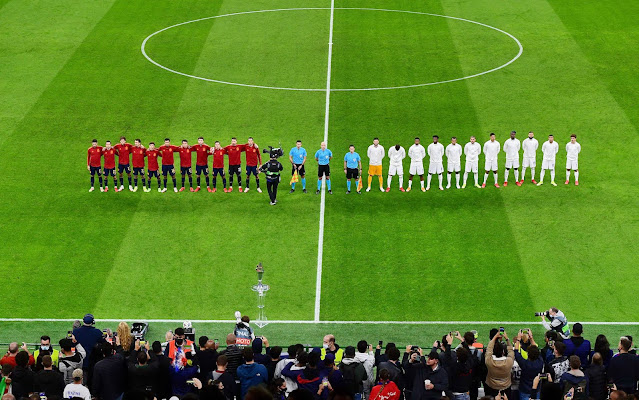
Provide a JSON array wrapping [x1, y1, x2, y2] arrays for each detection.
[[86, 136, 262, 193]]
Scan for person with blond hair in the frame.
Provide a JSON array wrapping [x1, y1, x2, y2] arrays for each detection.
[[116, 321, 135, 356]]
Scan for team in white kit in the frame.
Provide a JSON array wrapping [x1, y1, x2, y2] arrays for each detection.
[[355, 132, 580, 192]]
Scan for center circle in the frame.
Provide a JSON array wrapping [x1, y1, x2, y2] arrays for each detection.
[[141, 8, 523, 91]]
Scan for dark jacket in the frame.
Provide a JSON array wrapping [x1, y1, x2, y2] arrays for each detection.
[[589, 349, 613, 369], [377, 360, 405, 394], [34, 369, 65, 397], [92, 354, 127, 400], [211, 369, 236, 400], [11, 365, 35, 399], [238, 362, 269, 399], [252, 339, 270, 366], [127, 361, 158, 394], [514, 351, 544, 394], [559, 371, 589, 398], [441, 346, 472, 393], [585, 364, 606, 400], [197, 348, 219, 381], [406, 362, 448, 400], [546, 356, 569, 381], [608, 353, 639, 394], [375, 349, 389, 367], [221, 344, 243, 379], [564, 337, 591, 367], [282, 364, 324, 399], [339, 359, 368, 396], [73, 325, 105, 367], [151, 353, 172, 400], [170, 365, 198, 397]]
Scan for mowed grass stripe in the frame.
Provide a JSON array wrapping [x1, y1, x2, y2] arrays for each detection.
[[441, 0, 639, 320], [0, 0, 226, 318], [319, 0, 535, 321]]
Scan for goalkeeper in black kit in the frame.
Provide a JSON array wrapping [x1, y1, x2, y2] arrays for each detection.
[[260, 146, 284, 205]]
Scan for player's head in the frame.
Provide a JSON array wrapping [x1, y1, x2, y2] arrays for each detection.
[[134, 138, 141, 146], [489, 133, 496, 141], [349, 144, 355, 152], [231, 137, 237, 145], [149, 142, 155, 150], [548, 134, 554, 143], [247, 137, 254, 146], [296, 140, 302, 149], [214, 140, 221, 149], [198, 136, 204, 145], [164, 138, 170, 145], [181, 139, 188, 148], [432, 135, 439, 143], [528, 131, 534, 139], [510, 131, 516, 139], [120, 136, 126, 144], [470, 136, 476, 143], [395, 144, 400, 150], [570, 134, 577, 143], [320, 141, 326, 150], [373, 137, 379, 145], [451, 137, 457, 145], [105, 140, 112, 148], [414, 137, 420, 145], [92, 139, 98, 147]]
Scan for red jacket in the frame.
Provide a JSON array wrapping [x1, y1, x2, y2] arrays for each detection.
[[0, 353, 35, 367], [369, 381, 400, 400]]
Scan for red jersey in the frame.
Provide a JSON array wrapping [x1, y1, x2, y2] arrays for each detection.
[[224, 144, 245, 165], [212, 148, 226, 168], [178, 147, 193, 167], [146, 149, 160, 171], [193, 144, 211, 166], [102, 147, 117, 169], [244, 144, 261, 166], [131, 146, 146, 169], [159, 145, 179, 165], [114, 143, 133, 165], [87, 146, 103, 167]]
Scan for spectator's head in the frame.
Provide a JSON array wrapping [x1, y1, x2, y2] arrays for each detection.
[[572, 323, 583, 336], [527, 345, 540, 361], [252, 337, 264, 354], [117, 322, 132, 351], [387, 347, 400, 362], [307, 351, 320, 369], [1, 365, 13, 377], [493, 341, 504, 358], [610, 391, 628, 400], [72, 368, 83, 384], [83, 313, 95, 326], [269, 346, 282, 360], [7, 343, 18, 355], [619, 337, 632, 352], [1, 394, 15, 400], [594, 334, 610, 354], [59, 338, 74, 353], [463, 332, 475, 346], [290, 389, 316, 400], [42, 355, 53, 370], [226, 333, 236, 345], [489, 329, 499, 340], [15, 351, 29, 368], [591, 352, 603, 366], [243, 347, 255, 363], [174, 328, 186, 346], [72, 320, 82, 330], [199, 336, 209, 349], [545, 330, 558, 343], [455, 347, 469, 364], [379, 369, 390, 382], [324, 353, 335, 368], [296, 351, 308, 367], [245, 386, 273, 400], [344, 346, 355, 359], [287, 345, 297, 358], [241, 316, 250, 324], [217, 355, 228, 368], [553, 341, 566, 357], [426, 351, 439, 368], [152, 341, 162, 355], [323, 335, 336, 351], [40, 335, 51, 351], [568, 355, 581, 370], [357, 340, 367, 354], [102, 342, 115, 358], [137, 351, 148, 365], [626, 335, 634, 346]]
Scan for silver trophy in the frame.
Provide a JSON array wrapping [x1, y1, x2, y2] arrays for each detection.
[[251, 262, 270, 328]]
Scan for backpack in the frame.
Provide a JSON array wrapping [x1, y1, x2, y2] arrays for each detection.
[[340, 362, 362, 396], [563, 377, 587, 400]]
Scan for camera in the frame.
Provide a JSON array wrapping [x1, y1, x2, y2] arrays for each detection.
[[131, 322, 149, 340], [535, 311, 549, 317], [263, 145, 283, 159]]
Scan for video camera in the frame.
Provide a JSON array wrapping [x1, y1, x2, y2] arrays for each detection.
[[263, 145, 283, 159], [535, 310, 550, 317]]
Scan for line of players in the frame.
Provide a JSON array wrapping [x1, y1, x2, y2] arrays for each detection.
[[86, 131, 581, 194]]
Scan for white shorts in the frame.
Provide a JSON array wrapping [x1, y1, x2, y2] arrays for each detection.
[[428, 162, 444, 174], [522, 157, 536, 168], [484, 159, 498, 171], [541, 159, 555, 170], [465, 160, 478, 173], [505, 159, 520, 169], [388, 164, 404, 176], [447, 161, 461, 172], [409, 163, 424, 175], [566, 160, 578, 170]]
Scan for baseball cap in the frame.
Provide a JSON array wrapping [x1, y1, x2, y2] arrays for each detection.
[[83, 314, 95, 325], [573, 323, 583, 335], [72, 369, 83, 379], [427, 351, 439, 360]]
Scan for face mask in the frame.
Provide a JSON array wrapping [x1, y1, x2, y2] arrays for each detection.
[[175, 338, 184, 346], [40, 345, 50, 351], [322, 344, 329, 349]]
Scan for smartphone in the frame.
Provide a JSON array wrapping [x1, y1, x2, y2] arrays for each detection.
[[67, 331, 73, 338], [499, 327, 505, 333], [39, 392, 46, 400], [565, 391, 573, 400], [214, 338, 219, 344], [322, 377, 329, 387], [186, 380, 195, 385], [140, 340, 146, 347], [378, 340, 383, 346], [539, 374, 547, 381]]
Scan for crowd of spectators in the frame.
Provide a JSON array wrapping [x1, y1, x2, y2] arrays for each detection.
[[0, 316, 638, 400]]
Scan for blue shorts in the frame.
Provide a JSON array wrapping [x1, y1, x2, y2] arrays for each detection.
[[229, 164, 241, 175], [162, 165, 175, 176], [213, 168, 225, 177], [246, 165, 258, 176], [133, 167, 144, 175], [89, 166, 102, 176], [148, 170, 159, 178], [103, 168, 115, 177], [118, 164, 131, 174], [180, 166, 192, 175], [196, 165, 209, 175]]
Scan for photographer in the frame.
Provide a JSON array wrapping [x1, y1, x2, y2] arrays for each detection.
[[536, 308, 570, 339], [260, 147, 284, 205]]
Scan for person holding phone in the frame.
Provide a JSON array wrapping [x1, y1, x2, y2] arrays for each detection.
[[485, 330, 515, 399], [514, 330, 544, 400]]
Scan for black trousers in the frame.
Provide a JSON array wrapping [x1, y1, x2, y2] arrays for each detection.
[[267, 179, 279, 202]]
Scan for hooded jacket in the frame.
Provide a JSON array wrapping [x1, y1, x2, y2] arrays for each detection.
[[441, 346, 472, 393], [406, 362, 448, 400], [340, 357, 368, 396], [485, 340, 514, 390], [559, 370, 589, 398], [283, 364, 324, 399], [252, 338, 270, 365], [237, 362, 268, 399], [585, 364, 606, 400], [59, 343, 86, 384], [34, 369, 65, 397], [564, 337, 591, 367], [377, 360, 405, 394], [355, 351, 375, 393]]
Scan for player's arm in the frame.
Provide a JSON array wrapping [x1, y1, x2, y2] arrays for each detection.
[[87, 149, 91, 170]]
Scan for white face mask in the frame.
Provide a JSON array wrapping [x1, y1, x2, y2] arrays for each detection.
[[40, 345, 50, 351], [322, 344, 329, 349]]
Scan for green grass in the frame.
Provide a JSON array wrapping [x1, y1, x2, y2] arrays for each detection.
[[0, 0, 638, 344]]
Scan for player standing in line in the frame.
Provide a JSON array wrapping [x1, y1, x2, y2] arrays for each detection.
[[565, 134, 581, 186], [178, 140, 194, 192], [211, 141, 228, 193], [314, 141, 333, 195], [289, 140, 307, 193], [87, 139, 103, 192], [482, 133, 501, 188], [503, 131, 521, 187], [114, 136, 134, 192], [192, 136, 211, 192], [145, 142, 161, 192], [426, 135, 445, 191], [102, 140, 118, 192], [462, 136, 481, 188], [521, 131, 539, 184], [445, 137, 462, 189], [225, 137, 245, 192], [366, 138, 385, 192], [343, 145, 362, 194], [538, 135, 559, 186], [386, 144, 406, 192], [407, 137, 426, 192], [131, 139, 146, 192], [159, 138, 179, 193], [244, 137, 262, 193]]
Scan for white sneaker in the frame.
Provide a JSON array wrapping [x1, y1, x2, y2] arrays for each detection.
[[129, 185, 134, 191], [439, 186, 444, 191], [159, 188, 163, 192], [161, 188, 167, 193], [244, 188, 250, 193], [100, 187, 104, 192], [119, 185, 124, 191], [133, 186, 138, 192], [456, 185, 460, 189], [173, 187, 178, 192], [366, 187, 371, 192], [462, 184, 466, 189], [234, 311, 241, 322], [379, 187, 384, 192], [89, 187, 95, 192], [446, 184, 451, 189], [256, 188, 262, 193]]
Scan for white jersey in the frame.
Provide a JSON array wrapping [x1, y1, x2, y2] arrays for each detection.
[[483, 140, 501, 161], [387, 146, 406, 165], [522, 137, 539, 158], [464, 142, 482, 162], [64, 384, 91, 400], [445, 143, 463, 163], [542, 140, 559, 161], [427, 143, 445, 163], [565, 142, 581, 161], [503, 138, 521, 161], [408, 144, 426, 164], [367, 144, 385, 166]]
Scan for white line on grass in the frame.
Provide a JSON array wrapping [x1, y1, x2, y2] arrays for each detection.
[[1, 318, 638, 325], [315, 0, 335, 323]]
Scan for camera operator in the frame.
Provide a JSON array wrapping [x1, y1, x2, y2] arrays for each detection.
[[260, 147, 284, 205], [536, 308, 570, 339]]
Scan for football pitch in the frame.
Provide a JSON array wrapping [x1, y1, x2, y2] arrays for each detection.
[[1, 0, 639, 343]]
